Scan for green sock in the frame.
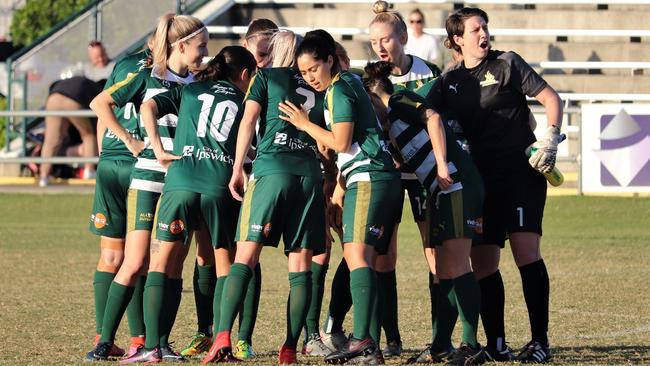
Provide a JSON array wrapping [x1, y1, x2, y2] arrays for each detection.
[[195, 263, 216, 335], [159, 278, 183, 346], [429, 272, 438, 343], [305, 262, 328, 336], [238, 263, 261, 343], [100, 282, 135, 342], [378, 270, 399, 342], [453, 272, 481, 347], [325, 259, 351, 333], [144, 272, 166, 349], [369, 271, 382, 345], [350, 267, 375, 340], [285, 271, 312, 348], [213, 276, 227, 330], [126, 275, 146, 337], [218, 263, 252, 333], [432, 279, 457, 351], [93, 271, 116, 334]]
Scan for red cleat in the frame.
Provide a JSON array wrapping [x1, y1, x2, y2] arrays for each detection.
[[278, 345, 297, 365], [202, 332, 240, 364]]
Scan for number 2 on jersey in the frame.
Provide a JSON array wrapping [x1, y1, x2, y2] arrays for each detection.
[[197, 93, 239, 142]]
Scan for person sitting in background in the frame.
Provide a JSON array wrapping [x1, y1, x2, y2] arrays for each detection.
[[404, 9, 440, 64], [39, 41, 113, 187]]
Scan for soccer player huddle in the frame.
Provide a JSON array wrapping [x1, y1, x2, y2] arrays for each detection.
[[86, 1, 563, 365]]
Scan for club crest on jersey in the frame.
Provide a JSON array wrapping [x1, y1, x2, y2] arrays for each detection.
[[480, 71, 499, 87]]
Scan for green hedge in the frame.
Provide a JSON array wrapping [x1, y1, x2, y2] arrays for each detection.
[[10, 0, 91, 47]]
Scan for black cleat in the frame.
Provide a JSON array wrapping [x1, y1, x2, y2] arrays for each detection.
[[324, 337, 376, 364], [407, 344, 455, 364], [381, 339, 402, 358], [484, 343, 515, 362], [516, 341, 552, 364], [161, 343, 186, 362], [444, 343, 485, 366], [85, 341, 114, 361]]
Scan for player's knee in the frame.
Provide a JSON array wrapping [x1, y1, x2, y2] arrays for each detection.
[[98, 250, 124, 271]]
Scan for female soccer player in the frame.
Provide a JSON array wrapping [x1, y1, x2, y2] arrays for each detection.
[[87, 13, 208, 363], [365, 60, 486, 366], [427, 7, 563, 363], [368, 1, 443, 356], [202, 30, 327, 365], [242, 18, 278, 68], [279, 29, 401, 365]]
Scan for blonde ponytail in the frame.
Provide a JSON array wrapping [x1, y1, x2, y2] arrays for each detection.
[[152, 13, 206, 72]]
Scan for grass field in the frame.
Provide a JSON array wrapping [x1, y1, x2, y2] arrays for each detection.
[[1, 193, 649, 365]]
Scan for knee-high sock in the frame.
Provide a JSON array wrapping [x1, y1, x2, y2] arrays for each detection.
[[94, 271, 116, 334], [194, 263, 216, 335], [144, 272, 166, 349], [324, 259, 351, 334], [378, 270, 399, 342], [159, 278, 183, 346], [285, 271, 312, 348], [213, 276, 227, 333], [126, 275, 146, 337], [238, 262, 261, 343], [305, 262, 328, 336], [429, 272, 439, 343], [217, 264, 252, 333], [369, 271, 383, 345], [432, 279, 457, 351], [519, 260, 550, 346], [479, 270, 506, 349], [350, 267, 375, 340], [100, 281, 135, 343], [453, 272, 481, 347]]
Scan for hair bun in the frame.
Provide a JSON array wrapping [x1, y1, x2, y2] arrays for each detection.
[[372, 1, 390, 14]]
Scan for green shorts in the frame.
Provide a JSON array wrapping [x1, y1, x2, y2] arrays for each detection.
[[236, 174, 326, 254], [397, 179, 428, 223], [126, 189, 161, 232], [427, 184, 484, 247], [154, 189, 240, 249], [342, 179, 402, 254], [89, 159, 135, 238]]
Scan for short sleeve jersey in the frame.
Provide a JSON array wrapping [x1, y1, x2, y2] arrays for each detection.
[[100, 49, 150, 161], [388, 55, 441, 178], [427, 50, 546, 172], [245, 67, 324, 178], [325, 71, 399, 186], [152, 80, 244, 195], [107, 66, 195, 192], [387, 90, 476, 194]]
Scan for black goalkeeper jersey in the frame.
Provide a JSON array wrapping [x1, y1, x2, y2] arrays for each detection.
[[427, 50, 547, 172]]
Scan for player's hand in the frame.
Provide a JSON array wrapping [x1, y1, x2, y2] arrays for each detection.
[[437, 162, 454, 191], [154, 150, 181, 169], [278, 100, 310, 130], [228, 167, 248, 201], [527, 125, 561, 173], [124, 136, 145, 157], [328, 192, 344, 241]]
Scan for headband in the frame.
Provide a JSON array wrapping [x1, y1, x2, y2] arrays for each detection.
[[169, 26, 206, 48]]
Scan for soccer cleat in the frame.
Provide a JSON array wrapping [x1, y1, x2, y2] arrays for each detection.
[[516, 341, 552, 364], [127, 337, 146, 358], [86, 341, 116, 361], [324, 336, 376, 364], [381, 339, 402, 358], [233, 340, 255, 360], [320, 329, 349, 352], [302, 333, 333, 356], [118, 347, 162, 364], [444, 343, 486, 366], [161, 343, 186, 362], [92, 334, 125, 357], [202, 332, 239, 364], [484, 343, 515, 362], [278, 345, 297, 365], [181, 332, 212, 357], [348, 349, 385, 365], [406, 344, 455, 364]]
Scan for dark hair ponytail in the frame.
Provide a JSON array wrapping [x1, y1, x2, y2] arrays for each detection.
[[363, 61, 394, 96], [197, 46, 256, 82], [295, 29, 339, 75]]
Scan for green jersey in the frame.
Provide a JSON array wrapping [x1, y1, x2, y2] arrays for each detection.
[[108, 66, 195, 192], [245, 67, 324, 178], [152, 80, 244, 195], [387, 90, 477, 194], [325, 71, 399, 186], [100, 49, 150, 161]]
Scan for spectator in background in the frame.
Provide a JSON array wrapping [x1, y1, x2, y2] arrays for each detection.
[[404, 9, 440, 64], [39, 41, 113, 187]]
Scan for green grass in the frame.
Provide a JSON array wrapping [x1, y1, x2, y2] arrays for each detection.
[[1, 194, 649, 365]]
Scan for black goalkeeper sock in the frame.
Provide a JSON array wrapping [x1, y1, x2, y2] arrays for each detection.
[[478, 270, 506, 350], [519, 260, 550, 347]]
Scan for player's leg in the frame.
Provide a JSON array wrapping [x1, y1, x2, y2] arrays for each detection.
[[302, 247, 331, 356], [39, 93, 70, 186]]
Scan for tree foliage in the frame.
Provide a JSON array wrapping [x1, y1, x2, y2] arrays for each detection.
[[10, 0, 92, 47]]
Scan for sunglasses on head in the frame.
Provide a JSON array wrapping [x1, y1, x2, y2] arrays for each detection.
[[410, 19, 423, 24]]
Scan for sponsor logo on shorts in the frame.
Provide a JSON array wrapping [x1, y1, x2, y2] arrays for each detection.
[[92, 213, 107, 229], [466, 217, 483, 234], [251, 224, 263, 233], [368, 225, 384, 239], [158, 222, 169, 231], [139, 212, 154, 222], [263, 223, 272, 238], [169, 219, 185, 235]]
